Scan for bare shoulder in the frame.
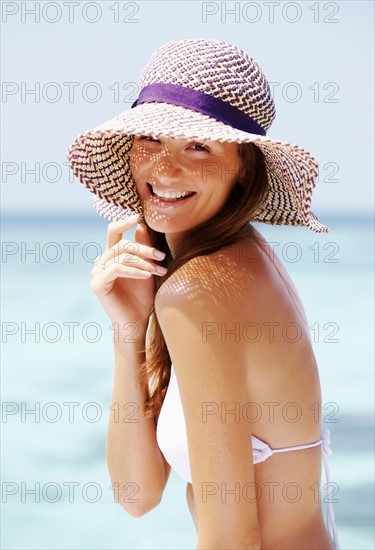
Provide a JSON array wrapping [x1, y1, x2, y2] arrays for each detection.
[[155, 234, 270, 318]]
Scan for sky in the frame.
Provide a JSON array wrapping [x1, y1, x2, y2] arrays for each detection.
[[1, 0, 374, 218]]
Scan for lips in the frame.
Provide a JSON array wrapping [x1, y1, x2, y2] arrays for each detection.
[[147, 183, 196, 205]]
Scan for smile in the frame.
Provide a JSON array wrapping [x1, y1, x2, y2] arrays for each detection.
[[148, 184, 196, 204]]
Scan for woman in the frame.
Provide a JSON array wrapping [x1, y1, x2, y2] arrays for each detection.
[[68, 38, 340, 549]]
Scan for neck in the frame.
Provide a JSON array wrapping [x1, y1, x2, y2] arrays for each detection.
[[165, 232, 184, 259]]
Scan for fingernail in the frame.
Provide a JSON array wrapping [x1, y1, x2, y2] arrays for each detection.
[[153, 250, 166, 260], [155, 265, 168, 275], [140, 271, 152, 278]]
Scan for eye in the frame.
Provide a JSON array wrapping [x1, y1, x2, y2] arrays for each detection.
[[189, 142, 210, 152], [138, 135, 160, 143]]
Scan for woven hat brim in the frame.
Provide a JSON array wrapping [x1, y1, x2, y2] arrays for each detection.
[[252, 139, 328, 233], [68, 102, 329, 233], [94, 102, 265, 143]]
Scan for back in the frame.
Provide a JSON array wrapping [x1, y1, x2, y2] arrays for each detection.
[[216, 230, 332, 547], [154, 227, 338, 548]]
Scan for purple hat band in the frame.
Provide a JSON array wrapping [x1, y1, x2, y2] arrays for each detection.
[[131, 82, 266, 137]]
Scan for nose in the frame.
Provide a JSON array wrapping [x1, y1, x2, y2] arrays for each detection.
[[151, 145, 182, 185]]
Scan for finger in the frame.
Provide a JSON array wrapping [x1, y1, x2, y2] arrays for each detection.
[[91, 242, 165, 275], [104, 238, 166, 263], [90, 266, 153, 294], [93, 254, 167, 277], [94, 262, 164, 288], [106, 214, 141, 249], [135, 222, 152, 248], [106, 254, 167, 275]]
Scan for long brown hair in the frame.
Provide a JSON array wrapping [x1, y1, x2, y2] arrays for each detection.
[[137, 142, 269, 424]]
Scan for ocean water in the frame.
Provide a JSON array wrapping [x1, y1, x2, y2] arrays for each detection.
[[1, 215, 374, 550]]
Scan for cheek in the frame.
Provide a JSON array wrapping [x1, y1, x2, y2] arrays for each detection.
[[128, 151, 139, 179], [204, 172, 237, 202], [129, 151, 150, 189], [200, 155, 240, 188], [129, 145, 152, 178], [198, 182, 230, 217]]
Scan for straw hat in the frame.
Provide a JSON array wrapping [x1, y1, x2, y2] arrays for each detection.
[[67, 38, 328, 233]]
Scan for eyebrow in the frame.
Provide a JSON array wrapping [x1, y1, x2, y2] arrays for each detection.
[[134, 135, 228, 153]]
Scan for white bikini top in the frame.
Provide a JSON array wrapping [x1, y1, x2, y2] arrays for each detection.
[[156, 363, 340, 550]]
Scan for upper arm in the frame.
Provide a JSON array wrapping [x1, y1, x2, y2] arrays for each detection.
[[155, 265, 261, 548]]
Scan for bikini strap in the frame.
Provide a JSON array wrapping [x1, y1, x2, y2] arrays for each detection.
[[271, 437, 323, 454], [321, 428, 340, 549], [255, 428, 340, 549], [252, 432, 323, 463]]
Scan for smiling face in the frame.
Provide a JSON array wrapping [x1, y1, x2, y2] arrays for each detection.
[[129, 135, 241, 251]]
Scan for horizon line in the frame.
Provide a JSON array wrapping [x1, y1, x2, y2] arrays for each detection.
[[1, 212, 374, 223]]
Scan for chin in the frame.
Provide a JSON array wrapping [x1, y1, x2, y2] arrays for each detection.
[[142, 206, 189, 233], [145, 217, 190, 234]]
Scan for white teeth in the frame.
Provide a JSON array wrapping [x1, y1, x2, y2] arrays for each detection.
[[152, 187, 193, 199]]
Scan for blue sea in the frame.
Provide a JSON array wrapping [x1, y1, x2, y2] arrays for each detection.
[[1, 215, 374, 549]]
